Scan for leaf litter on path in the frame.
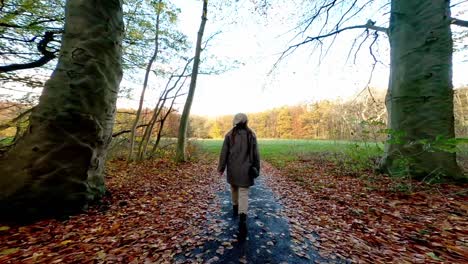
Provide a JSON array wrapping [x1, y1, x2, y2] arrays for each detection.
[[2, 156, 466, 263], [0, 158, 224, 263], [262, 160, 468, 263]]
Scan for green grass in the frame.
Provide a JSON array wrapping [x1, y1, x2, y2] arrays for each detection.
[[193, 138, 383, 167]]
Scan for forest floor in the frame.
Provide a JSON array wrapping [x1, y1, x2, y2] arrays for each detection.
[[0, 155, 467, 263]]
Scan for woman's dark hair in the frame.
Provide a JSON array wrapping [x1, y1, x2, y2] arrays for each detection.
[[230, 121, 250, 144], [235, 122, 248, 130]]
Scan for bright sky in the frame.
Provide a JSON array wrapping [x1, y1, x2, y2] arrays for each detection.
[[118, 0, 466, 117], [2, 1, 468, 117], [119, 0, 391, 116]]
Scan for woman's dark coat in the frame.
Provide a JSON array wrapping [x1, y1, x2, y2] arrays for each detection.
[[217, 128, 260, 187]]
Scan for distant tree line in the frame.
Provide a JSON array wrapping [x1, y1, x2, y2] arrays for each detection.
[[2, 87, 467, 143], [104, 87, 468, 142], [191, 88, 468, 141]]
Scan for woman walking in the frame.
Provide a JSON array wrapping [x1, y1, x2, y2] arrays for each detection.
[[217, 113, 260, 240]]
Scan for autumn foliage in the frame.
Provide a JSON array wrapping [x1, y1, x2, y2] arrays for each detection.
[[1, 153, 467, 263], [0, 158, 223, 263], [263, 160, 468, 263]]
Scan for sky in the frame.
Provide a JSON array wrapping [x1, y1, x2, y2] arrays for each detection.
[[118, 0, 393, 116], [2, 0, 468, 117], [117, 0, 467, 117]]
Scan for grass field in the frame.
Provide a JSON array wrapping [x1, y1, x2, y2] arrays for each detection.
[[193, 138, 383, 167], [194, 138, 468, 175]]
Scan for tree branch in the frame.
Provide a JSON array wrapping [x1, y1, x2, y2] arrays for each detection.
[[0, 31, 59, 73], [272, 21, 388, 73], [112, 124, 150, 137], [28, 18, 64, 27], [117, 111, 136, 115], [301, 22, 388, 46], [0, 18, 63, 29], [0, 22, 21, 28], [451, 17, 468, 27]]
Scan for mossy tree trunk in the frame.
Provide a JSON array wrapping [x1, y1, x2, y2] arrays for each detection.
[[380, 0, 464, 181], [0, 0, 124, 219]]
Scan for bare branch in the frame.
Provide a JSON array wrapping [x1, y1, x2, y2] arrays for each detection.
[[0, 35, 37, 43], [303, 22, 387, 44], [0, 31, 60, 73], [368, 32, 379, 64], [28, 18, 64, 27], [0, 22, 21, 28], [366, 33, 380, 104], [117, 111, 137, 115], [149, 77, 187, 157], [341, 0, 377, 26], [0, 17, 64, 29], [112, 124, 150, 137], [345, 31, 368, 64], [272, 21, 388, 72], [451, 0, 468, 8], [137, 56, 192, 159], [352, 32, 380, 104], [334, 0, 359, 30], [451, 17, 468, 27], [201, 31, 221, 51], [295, 0, 338, 39]]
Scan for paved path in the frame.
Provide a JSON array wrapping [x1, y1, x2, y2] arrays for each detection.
[[176, 176, 331, 264]]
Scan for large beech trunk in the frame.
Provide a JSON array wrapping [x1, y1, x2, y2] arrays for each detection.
[[0, 0, 124, 219], [380, 0, 464, 181]]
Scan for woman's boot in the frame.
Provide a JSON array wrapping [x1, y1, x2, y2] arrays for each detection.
[[233, 205, 239, 217], [238, 213, 247, 240]]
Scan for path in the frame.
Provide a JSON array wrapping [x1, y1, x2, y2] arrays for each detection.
[[175, 175, 335, 264]]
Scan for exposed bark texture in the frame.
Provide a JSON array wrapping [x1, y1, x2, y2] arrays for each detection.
[[0, 0, 124, 219], [176, 0, 208, 162], [380, 0, 464, 181]]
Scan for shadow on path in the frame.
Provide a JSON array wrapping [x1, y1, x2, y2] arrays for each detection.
[[176, 176, 331, 264]]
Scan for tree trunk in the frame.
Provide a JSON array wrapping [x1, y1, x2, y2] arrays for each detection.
[[175, 0, 208, 162], [128, 0, 162, 162], [0, 0, 124, 219], [138, 98, 163, 160], [380, 0, 464, 181]]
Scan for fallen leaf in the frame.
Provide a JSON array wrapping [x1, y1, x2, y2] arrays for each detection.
[[0, 248, 20, 256], [426, 252, 442, 261], [59, 240, 73, 246]]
